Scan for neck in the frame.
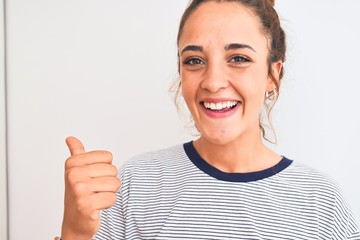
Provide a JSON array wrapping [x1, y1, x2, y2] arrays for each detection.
[[193, 131, 281, 173]]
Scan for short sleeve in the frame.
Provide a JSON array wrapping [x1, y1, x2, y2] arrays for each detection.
[[330, 189, 360, 239]]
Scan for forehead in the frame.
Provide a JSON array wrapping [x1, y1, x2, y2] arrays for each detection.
[[179, 1, 267, 50]]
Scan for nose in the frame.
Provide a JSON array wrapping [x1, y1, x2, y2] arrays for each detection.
[[200, 62, 229, 93]]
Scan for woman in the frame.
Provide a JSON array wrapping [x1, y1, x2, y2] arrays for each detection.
[[59, 0, 360, 239]]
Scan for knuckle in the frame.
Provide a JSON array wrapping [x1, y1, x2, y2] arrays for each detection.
[[101, 150, 113, 161], [91, 150, 112, 162], [76, 196, 89, 212], [66, 168, 81, 184], [72, 182, 88, 196], [101, 193, 117, 210], [114, 178, 121, 190], [111, 194, 117, 205], [89, 210, 100, 221], [110, 165, 118, 175], [64, 156, 75, 169], [107, 151, 113, 160], [108, 193, 117, 207]]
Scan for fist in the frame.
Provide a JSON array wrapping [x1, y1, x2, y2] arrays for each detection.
[[61, 137, 121, 240]]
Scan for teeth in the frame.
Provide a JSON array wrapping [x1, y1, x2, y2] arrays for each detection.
[[204, 101, 238, 110]]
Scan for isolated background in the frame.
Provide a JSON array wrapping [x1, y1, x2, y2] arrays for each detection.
[[1, 0, 360, 239]]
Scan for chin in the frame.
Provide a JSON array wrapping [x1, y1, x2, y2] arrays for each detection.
[[199, 128, 240, 146]]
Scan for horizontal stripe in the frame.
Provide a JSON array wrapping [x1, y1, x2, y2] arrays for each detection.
[[95, 143, 360, 240]]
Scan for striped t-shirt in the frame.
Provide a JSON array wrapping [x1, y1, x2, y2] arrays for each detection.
[[95, 142, 360, 239]]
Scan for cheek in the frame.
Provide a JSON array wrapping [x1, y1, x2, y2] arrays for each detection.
[[180, 78, 196, 107], [181, 70, 200, 98], [231, 69, 268, 108]]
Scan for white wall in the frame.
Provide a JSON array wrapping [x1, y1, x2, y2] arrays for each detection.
[[274, 0, 360, 222], [4, 1, 360, 239], [0, 0, 8, 239]]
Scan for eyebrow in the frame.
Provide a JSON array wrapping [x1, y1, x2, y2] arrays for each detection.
[[180, 45, 203, 55], [180, 43, 256, 55], [225, 43, 256, 52]]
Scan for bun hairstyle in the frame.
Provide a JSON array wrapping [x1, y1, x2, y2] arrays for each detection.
[[174, 0, 286, 141], [267, 0, 275, 7]]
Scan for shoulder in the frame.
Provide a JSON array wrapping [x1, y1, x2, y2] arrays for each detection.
[[283, 160, 340, 189], [124, 143, 186, 167], [278, 159, 346, 202], [281, 159, 355, 215], [118, 143, 188, 178], [284, 160, 360, 238]]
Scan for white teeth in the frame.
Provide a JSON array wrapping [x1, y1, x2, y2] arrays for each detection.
[[203, 100, 238, 110]]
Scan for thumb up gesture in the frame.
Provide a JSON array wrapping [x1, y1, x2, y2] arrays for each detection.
[[61, 137, 121, 240]]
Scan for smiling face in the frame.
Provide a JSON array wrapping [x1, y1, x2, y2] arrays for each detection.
[[178, 1, 281, 146]]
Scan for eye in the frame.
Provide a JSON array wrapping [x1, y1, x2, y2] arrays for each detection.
[[183, 57, 205, 65], [228, 55, 251, 64]]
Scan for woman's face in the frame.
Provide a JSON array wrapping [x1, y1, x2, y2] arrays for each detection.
[[178, 1, 281, 145]]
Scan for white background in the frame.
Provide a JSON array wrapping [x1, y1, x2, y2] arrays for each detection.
[[2, 1, 360, 239], [1, 0, 7, 239]]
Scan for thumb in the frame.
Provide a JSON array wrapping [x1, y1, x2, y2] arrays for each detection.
[[66, 136, 85, 156]]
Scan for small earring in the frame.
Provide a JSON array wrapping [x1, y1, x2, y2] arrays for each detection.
[[272, 88, 278, 99], [265, 88, 277, 101]]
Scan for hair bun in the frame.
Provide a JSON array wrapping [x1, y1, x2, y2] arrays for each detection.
[[267, 0, 275, 7]]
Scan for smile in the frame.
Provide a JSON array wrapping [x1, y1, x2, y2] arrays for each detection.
[[201, 100, 240, 111]]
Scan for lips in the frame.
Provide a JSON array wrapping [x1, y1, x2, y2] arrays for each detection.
[[201, 100, 239, 111], [200, 99, 241, 118]]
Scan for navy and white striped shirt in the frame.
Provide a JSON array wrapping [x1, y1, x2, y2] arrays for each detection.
[[95, 142, 360, 239]]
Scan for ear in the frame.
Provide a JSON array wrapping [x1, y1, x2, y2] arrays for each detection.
[[266, 60, 283, 91]]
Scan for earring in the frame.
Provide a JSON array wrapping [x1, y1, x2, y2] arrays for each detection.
[[272, 88, 278, 100], [265, 88, 277, 101]]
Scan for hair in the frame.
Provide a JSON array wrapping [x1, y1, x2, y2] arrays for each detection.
[[172, 0, 286, 142]]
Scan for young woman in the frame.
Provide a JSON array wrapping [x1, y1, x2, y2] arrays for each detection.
[[59, 0, 360, 239]]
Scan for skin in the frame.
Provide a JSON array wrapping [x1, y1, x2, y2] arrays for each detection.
[[179, 1, 283, 173], [61, 137, 121, 240]]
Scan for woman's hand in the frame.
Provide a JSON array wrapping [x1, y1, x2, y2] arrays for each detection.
[[61, 137, 121, 240]]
